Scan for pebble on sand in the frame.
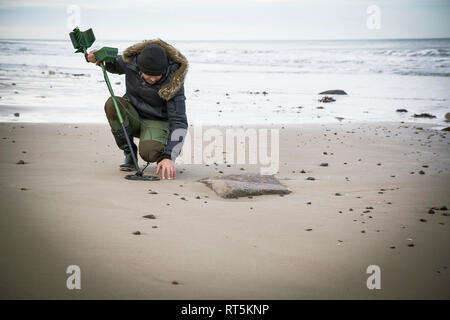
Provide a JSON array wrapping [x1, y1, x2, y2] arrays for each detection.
[[413, 113, 436, 119], [318, 96, 336, 103], [143, 214, 156, 219], [318, 89, 347, 95], [445, 112, 450, 122], [132, 231, 141, 235], [16, 160, 26, 164]]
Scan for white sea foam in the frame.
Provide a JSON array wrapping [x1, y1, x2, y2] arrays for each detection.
[[0, 38, 449, 125]]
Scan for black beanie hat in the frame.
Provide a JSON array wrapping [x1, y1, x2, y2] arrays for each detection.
[[137, 44, 169, 76]]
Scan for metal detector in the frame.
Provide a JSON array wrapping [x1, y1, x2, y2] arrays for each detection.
[[69, 27, 159, 181]]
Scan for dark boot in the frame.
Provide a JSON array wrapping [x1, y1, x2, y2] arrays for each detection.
[[111, 125, 138, 171]]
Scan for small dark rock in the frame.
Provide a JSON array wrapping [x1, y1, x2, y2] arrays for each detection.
[[319, 96, 336, 103], [14, 113, 20, 117], [318, 89, 347, 95], [396, 109, 408, 113], [16, 160, 25, 164], [413, 113, 436, 119], [143, 214, 156, 219], [445, 112, 450, 122], [132, 231, 141, 235]]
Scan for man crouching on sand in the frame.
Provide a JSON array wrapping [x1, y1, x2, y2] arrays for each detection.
[[87, 40, 188, 180]]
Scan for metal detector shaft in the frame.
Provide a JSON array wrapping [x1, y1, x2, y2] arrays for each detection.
[[99, 62, 142, 175]]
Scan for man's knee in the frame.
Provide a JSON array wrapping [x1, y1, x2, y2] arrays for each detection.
[[104, 96, 124, 121], [139, 140, 165, 163]]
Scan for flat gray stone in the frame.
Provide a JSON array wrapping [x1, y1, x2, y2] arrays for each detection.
[[199, 173, 291, 199], [318, 89, 347, 95]]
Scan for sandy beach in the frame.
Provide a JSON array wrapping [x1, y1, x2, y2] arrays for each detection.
[[0, 120, 449, 299]]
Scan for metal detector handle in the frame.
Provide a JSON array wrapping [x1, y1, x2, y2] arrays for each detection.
[[99, 61, 142, 175]]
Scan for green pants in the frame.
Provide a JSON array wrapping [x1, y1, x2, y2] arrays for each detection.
[[104, 96, 169, 163]]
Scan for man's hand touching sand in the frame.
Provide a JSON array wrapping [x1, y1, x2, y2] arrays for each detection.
[[156, 158, 176, 180]]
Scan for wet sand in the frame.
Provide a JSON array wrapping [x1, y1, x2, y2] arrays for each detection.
[[0, 121, 449, 299]]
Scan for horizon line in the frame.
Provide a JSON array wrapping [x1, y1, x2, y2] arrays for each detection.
[[0, 36, 449, 42]]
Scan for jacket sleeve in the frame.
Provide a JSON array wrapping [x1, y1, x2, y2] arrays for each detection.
[[161, 85, 188, 161], [104, 55, 126, 75]]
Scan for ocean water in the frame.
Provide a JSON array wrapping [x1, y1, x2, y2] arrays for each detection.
[[0, 38, 449, 126]]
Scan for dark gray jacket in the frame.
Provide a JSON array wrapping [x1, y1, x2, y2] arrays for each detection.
[[105, 39, 189, 161]]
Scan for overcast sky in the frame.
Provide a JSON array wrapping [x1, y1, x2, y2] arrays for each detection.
[[0, 0, 449, 40]]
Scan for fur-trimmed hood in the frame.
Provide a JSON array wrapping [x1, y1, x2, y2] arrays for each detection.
[[122, 39, 188, 101]]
